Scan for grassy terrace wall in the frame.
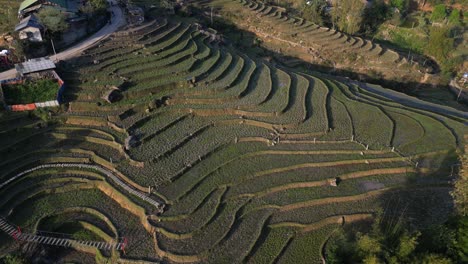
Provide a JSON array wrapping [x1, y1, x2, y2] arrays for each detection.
[[0, 16, 466, 263]]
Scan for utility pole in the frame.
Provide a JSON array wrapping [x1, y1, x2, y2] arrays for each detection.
[[457, 87, 463, 101], [50, 39, 57, 62], [211, 6, 213, 26]]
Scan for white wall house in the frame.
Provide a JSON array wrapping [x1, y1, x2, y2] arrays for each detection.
[[15, 14, 43, 42]]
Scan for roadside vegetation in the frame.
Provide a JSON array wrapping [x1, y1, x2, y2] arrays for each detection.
[[2, 79, 58, 104]]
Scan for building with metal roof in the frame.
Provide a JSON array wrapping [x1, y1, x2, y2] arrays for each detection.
[[18, 0, 75, 15], [15, 14, 43, 42], [15, 57, 56, 76], [19, 0, 40, 13]]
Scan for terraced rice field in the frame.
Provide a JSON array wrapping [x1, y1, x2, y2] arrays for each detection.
[[0, 17, 466, 263], [186, 0, 432, 85]]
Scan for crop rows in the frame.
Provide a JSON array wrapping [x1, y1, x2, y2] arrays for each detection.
[[0, 15, 465, 263]]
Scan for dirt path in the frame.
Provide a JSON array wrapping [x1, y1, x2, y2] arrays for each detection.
[[0, 0, 125, 81]]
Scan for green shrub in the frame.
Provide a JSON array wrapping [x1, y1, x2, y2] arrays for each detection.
[[0, 254, 27, 264], [431, 4, 447, 21], [390, 0, 409, 13], [2, 79, 58, 104], [448, 9, 461, 25]]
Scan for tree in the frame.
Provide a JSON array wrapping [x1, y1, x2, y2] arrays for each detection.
[[390, 0, 409, 14], [331, 0, 366, 34], [362, 0, 390, 34], [396, 232, 420, 261], [80, 0, 107, 15], [453, 152, 468, 216], [89, 0, 107, 10], [37, 6, 69, 35], [453, 216, 468, 262], [426, 26, 453, 62], [417, 254, 453, 264], [1, 254, 26, 264], [302, 0, 327, 26], [356, 233, 382, 259]]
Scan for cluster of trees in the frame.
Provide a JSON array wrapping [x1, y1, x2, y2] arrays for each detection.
[[328, 151, 468, 264], [300, 0, 393, 35], [37, 7, 69, 35], [327, 213, 468, 264], [299, 0, 464, 35], [330, 0, 365, 34], [299, 0, 464, 79], [80, 0, 108, 15], [36, 0, 108, 36]]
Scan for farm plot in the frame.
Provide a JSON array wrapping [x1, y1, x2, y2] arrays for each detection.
[[0, 14, 465, 264]]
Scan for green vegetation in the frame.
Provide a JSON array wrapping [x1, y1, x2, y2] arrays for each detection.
[[0, 254, 27, 264], [431, 4, 447, 22], [80, 0, 108, 17], [0, 2, 466, 263], [390, 0, 409, 13], [37, 6, 69, 34], [448, 9, 461, 25], [301, 0, 327, 26], [2, 79, 58, 104], [330, 0, 365, 34], [426, 26, 458, 79], [0, 0, 20, 34], [326, 213, 468, 264]]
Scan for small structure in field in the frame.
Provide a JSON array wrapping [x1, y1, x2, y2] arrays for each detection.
[[101, 86, 122, 103], [328, 178, 339, 187], [0, 57, 65, 111], [15, 14, 43, 42], [125, 135, 138, 150]]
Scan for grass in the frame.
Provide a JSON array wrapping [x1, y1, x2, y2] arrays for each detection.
[[246, 226, 294, 263], [0, 0, 20, 34], [277, 223, 340, 264], [2, 79, 58, 104]]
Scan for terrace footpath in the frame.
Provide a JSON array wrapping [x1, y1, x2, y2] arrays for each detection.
[[0, 216, 126, 251], [0, 163, 163, 210], [0, 0, 126, 81], [346, 79, 468, 120]]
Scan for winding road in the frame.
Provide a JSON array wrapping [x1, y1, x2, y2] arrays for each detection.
[[0, 0, 126, 81]]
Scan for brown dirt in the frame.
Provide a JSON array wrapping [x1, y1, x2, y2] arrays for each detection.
[[279, 186, 451, 212], [247, 167, 417, 198]]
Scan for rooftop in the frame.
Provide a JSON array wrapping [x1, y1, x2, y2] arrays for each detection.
[[15, 57, 56, 75], [19, 0, 40, 12], [15, 14, 43, 31]]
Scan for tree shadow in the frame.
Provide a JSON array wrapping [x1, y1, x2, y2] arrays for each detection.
[[184, 7, 467, 110]]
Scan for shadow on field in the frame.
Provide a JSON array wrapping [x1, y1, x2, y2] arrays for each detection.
[[379, 152, 458, 230], [0, 114, 159, 261]]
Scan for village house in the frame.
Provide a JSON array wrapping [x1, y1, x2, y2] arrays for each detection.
[[14, 14, 43, 42]]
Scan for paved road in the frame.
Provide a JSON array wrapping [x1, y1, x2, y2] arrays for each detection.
[[0, 0, 125, 81]]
